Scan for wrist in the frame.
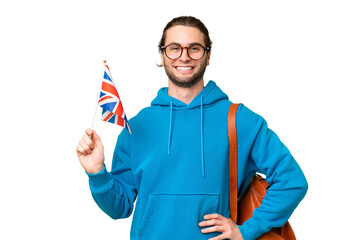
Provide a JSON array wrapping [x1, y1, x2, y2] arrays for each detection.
[[86, 164, 105, 174], [236, 225, 244, 240]]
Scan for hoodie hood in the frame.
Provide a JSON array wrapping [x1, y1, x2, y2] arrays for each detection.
[[151, 80, 228, 178]]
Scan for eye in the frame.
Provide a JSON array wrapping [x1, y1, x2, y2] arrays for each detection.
[[190, 45, 201, 52], [169, 45, 180, 51]]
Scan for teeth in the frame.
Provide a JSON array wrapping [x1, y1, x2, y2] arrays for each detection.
[[176, 66, 193, 70]]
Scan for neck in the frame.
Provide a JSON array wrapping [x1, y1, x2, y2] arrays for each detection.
[[168, 79, 204, 105]]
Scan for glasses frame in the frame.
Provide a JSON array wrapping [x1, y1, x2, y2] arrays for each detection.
[[161, 43, 210, 60]]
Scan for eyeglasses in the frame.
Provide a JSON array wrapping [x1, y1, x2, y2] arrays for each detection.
[[161, 43, 209, 60]]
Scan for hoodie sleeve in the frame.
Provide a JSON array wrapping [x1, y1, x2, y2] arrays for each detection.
[[86, 129, 137, 219], [236, 106, 308, 240]]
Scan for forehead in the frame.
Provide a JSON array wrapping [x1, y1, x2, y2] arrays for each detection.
[[164, 25, 206, 46]]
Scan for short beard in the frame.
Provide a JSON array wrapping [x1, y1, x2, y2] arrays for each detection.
[[164, 61, 207, 88]]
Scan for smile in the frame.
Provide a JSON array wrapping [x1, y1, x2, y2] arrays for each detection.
[[175, 66, 194, 71]]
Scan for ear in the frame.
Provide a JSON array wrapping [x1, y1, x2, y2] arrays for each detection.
[[206, 52, 211, 66]]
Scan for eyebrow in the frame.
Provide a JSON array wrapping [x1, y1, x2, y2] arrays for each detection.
[[166, 42, 204, 46]]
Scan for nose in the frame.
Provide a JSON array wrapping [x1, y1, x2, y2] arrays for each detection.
[[178, 47, 191, 62]]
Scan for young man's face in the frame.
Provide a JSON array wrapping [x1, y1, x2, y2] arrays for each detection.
[[161, 25, 210, 88]]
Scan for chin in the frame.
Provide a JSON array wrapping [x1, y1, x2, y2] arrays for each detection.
[[165, 61, 207, 88], [169, 76, 202, 88]]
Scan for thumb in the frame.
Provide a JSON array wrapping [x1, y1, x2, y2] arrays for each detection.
[[91, 130, 101, 141], [85, 128, 101, 141]]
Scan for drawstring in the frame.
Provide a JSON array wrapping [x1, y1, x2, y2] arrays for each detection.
[[201, 95, 205, 178], [168, 100, 173, 155]]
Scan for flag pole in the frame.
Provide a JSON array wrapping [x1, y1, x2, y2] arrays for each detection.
[[91, 60, 107, 130]]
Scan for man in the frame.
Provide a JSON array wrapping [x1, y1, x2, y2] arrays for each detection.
[[76, 16, 308, 240]]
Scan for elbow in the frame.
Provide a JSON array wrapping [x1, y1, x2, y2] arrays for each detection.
[[107, 203, 134, 220], [297, 174, 308, 201], [302, 178, 309, 198], [108, 213, 125, 220], [108, 211, 131, 220]]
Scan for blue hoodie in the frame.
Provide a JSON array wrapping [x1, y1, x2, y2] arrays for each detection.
[[87, 80, 308, 240]]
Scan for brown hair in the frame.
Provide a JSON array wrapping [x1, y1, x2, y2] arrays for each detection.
[[158, 16, 212, 53]]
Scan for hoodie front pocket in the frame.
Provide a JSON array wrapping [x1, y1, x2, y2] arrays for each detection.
[[139, 193, 220, 240]]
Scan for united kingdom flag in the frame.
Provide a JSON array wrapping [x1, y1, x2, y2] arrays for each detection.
[[98, 62, 132, 134]]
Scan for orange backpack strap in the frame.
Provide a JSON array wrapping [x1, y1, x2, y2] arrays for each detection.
[[228, 103, 241, 223]]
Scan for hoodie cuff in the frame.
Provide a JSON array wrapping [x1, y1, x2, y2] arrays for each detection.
[[86, 164, 114, 194], [239, 224, 252, 240], [238, 219, 266, 240]]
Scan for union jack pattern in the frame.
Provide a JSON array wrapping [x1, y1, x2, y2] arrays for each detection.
[[98, 63, 132, 134]]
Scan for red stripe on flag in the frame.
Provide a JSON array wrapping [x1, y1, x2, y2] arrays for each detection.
[[98, 95, 113, 104], [115, 102, 124, 116], [103, 112, 114, 122], [101, 82, 120, 98], [117, 117, 124, 126]]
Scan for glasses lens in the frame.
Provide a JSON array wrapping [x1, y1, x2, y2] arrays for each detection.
[[188, 44, 205, 60], [165, 44, 182, 59]]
